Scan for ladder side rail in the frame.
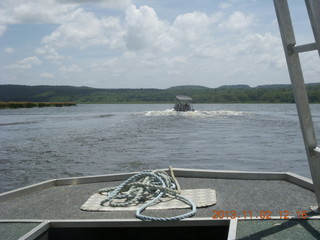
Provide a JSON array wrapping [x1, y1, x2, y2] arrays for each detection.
[[305, 0, 320, 57], [274, 0, 320, 206]]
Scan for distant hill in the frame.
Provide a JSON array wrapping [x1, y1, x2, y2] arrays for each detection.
[[256, 84, 291, 88], [0, 85, 99, 102], [0, 83, 319, 103], [257, 83, 320, 88], [218, 84, 251, 89], [166, 85, 209, 90]]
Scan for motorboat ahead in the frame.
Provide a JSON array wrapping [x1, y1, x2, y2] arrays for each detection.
[[174, 95, 194, 112]]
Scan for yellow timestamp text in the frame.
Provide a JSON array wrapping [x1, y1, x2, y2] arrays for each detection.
[[212, 210, 308, 219]]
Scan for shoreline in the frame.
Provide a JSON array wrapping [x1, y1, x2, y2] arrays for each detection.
[[0, 102, 77, 109]]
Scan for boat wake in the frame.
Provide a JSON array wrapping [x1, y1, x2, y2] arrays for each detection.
[[142, 109, 249, 117]]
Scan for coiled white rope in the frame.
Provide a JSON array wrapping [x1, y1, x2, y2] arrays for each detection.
[[99, 167, 196, 221]]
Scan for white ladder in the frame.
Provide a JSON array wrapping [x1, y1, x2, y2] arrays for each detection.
[[274, 0, 320, 206]]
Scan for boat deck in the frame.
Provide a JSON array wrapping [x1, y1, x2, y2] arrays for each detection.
[[1, 168, 320, 239], [0, 176, 317, 220]]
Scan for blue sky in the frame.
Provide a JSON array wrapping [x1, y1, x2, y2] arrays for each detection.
[[0, 0, 319, 89]]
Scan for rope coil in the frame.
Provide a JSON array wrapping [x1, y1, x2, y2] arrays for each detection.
[[99, 167, 196, 221]]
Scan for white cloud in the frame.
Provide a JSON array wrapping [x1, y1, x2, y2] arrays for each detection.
[[0, 0, 296, 88], [123, 7, 223, 54], [41, 72, 55, 78], [234, 33, 284, 68], [41, 8, 124, 50], [0, 0, 77, 27], [171, 11, 222, 44], [4, 56, 42, 70], [49, 4, 284, 88], [192, 44, 226, 59], [220, 11, 253, 32], [301, 52, 320, 82], [36, 45, 65, 60], [0, 0, 132, 37], [19, 56, 42, 66], [124, 5, 173, 52], [4, 47, 15, 53]]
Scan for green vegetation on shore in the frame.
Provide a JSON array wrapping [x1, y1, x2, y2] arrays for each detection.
[[0, 83, 320, 104], [0, 102, 76, 109]]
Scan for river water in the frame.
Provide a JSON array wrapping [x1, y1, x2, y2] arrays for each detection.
[[1, 104, 320, 193]]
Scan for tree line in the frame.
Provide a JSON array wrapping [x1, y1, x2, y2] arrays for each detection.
[[0, 84, 319, 103]]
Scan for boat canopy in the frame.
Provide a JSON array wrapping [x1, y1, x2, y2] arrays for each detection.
[[175, 95, 192, 101]]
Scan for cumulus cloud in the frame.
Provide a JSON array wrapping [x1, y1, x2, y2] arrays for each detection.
[[124, 5, 173, 52], [234, 33, 284, 68], [171, 11, 222, 44], [220, 11, 253, 32], [0, 0, 292, 88], [192, 44, 226, 59], [0, 0, 129, 36], [41, 8, 124, 50], [4, 56, 42, 70], [0, 0, 131, 28], [301, 52, 320, 81], [85, 5, 284, 87], [0, 0, 130, 52], [123, 7, 223, 53], [0, 0, 77, 27]]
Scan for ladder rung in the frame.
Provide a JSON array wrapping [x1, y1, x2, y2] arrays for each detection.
[[290, 42, 318, 54]]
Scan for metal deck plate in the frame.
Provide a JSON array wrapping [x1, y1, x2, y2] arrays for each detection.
[[0, 222, 41, 240], [237, 219, 320, 239]]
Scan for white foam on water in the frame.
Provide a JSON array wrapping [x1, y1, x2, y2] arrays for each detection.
[[198, 110, 248, 116], [141, 109, 249, 117], [143, 109, 176, 116]]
